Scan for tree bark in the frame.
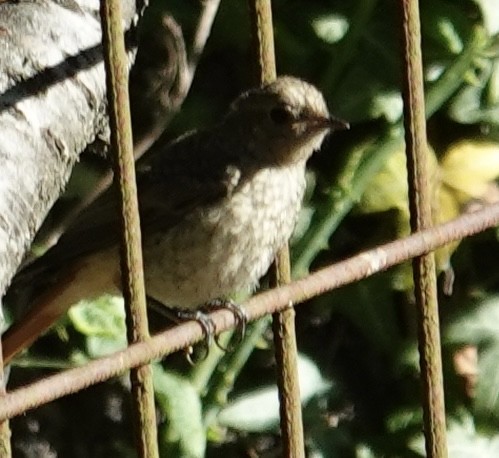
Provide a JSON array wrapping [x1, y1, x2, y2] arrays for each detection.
[[0, 0, 138, 295]]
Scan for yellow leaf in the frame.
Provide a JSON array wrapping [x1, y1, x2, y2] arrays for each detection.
[[434, 185, 461, 272], [441, 141, 499, 204], [359, 146, 439, 219]]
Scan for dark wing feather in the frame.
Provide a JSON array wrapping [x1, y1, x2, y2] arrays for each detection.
[[10, 127, 241, 289]]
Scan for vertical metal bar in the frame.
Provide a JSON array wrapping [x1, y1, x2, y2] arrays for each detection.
[[398, 0, 448, 456], [99, 1, 159, 456], [248, 1, 305, 456]]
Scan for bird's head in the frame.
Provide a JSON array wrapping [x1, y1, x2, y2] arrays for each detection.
[[227, 76, 348, 165]]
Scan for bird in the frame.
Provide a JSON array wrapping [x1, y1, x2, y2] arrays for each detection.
[[2, 76, 348, 364]]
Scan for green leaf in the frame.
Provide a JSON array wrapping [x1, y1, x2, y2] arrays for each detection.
[[448, 55, 499, 125], [68, 295, 127, 358], [411, 413, 499, 457], [446, 296, 499, 422], [446, 295, 499, 345], [357, 146, 409, 216], [475, 343, 499, 420], [473, 0, 499, 34], [312, 13, 349, 44], [68, 295, 125, 337], [154, 365, 206, 458], [217, 355, 330, 432], [420, 1, 474, 58]]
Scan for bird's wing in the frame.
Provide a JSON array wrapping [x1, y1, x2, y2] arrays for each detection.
[[2, 128, 244, 364], [10, 128, 242, 289]]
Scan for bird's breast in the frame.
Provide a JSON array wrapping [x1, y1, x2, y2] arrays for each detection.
[[143, 163, 307, 308]]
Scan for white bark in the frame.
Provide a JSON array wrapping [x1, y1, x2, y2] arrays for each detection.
[[0, 0, 138, 295]]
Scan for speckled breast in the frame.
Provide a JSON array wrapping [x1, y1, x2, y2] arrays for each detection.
[[143, 162, 307, 308]]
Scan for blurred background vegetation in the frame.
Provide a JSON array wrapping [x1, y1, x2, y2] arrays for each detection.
[[7, 0, 499, 456]]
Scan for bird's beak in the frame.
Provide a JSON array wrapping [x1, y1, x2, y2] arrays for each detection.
[[328, 116, 349, 131], [306, 115, 349, 131]]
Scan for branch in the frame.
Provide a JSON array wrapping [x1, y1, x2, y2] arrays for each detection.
[[131, 0, 221, 156]]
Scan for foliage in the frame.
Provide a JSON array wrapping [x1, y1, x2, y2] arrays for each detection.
[[8, 0, 499, 456]]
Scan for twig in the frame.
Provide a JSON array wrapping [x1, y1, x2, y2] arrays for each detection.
[[1, 203, 499, 422], [131, 14, 189, 158], [188, 0, 221, 75], [100, 0, 158, 456], [398, 0, 447, 456]]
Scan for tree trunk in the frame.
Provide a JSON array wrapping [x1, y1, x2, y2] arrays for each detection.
[[0, 0, 138, 295]]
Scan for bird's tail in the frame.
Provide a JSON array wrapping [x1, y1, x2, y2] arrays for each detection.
[[2, 249, 120, 364]]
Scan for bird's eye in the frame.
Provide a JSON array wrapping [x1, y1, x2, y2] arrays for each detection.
[[269, 106, 294, 124]]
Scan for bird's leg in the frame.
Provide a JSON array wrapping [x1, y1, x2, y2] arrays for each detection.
[[174, 309, 216, 364], [202, 298, 247, 351], [146, 296, 215, 361], [146, 296, 247, 356], [174, 309, 216, 347]]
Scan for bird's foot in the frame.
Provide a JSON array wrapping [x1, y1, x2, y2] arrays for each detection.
[[202, 298, 247, 351], [174, 308, 216, 363], [146, 296, 247, 361], [147, 296, 215, 362]]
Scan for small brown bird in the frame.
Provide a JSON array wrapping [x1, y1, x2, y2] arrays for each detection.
[[3, 76, 347, 363]]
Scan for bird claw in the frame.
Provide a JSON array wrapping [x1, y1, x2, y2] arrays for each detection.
[[203, 299, 247, 352], [146, 295, 246, 360], [175, 309, 215, 361]]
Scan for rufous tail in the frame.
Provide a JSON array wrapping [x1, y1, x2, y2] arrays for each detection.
[[2, 250, 120, 364]]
